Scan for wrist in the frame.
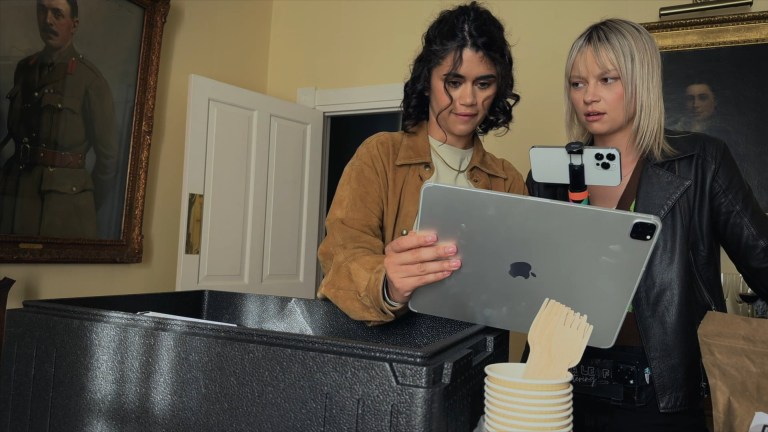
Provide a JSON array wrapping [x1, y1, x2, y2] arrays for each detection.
[[383, 278, 404, 308]]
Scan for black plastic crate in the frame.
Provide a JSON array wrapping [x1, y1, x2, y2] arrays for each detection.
[[0, 290, 507, 431]]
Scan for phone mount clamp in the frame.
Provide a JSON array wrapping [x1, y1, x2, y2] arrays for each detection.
[[566, 141, 588, 204]]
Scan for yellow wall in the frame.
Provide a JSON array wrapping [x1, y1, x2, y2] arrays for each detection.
[[4, 0, 763, 311], [267, 0, 768, 173]]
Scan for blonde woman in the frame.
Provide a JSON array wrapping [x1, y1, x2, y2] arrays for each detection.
[[527, 18, 768, 431]]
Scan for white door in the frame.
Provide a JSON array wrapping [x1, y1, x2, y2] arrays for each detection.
[[176, 75, 323, 299]]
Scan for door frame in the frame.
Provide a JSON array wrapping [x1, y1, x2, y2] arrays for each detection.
[[297, 83, 402, 114], [296, 82, 403, 214], [297, 84, 403, 289]]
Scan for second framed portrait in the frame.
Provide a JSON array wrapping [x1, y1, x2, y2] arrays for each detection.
[[644, 12, 768, 212]]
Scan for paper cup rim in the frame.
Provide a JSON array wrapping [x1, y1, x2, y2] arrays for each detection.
[[485, 362, 573, 385], [485, 413, 574, 430]]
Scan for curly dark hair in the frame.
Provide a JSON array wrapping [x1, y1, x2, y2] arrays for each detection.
[[401, 1, 520, 135]]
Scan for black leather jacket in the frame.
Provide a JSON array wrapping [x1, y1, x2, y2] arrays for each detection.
[[527, 130, 768, 412]]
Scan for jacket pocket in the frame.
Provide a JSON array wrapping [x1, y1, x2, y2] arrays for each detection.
[[40, 168, 94, 194], [40, 92, 82, 113]]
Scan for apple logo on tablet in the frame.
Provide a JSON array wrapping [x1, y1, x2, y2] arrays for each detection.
[[509, 262, 536, 279]]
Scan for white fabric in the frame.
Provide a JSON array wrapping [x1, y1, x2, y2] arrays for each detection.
[[427, 135, 474, 189]]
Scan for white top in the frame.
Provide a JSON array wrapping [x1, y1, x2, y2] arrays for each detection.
[[427, 135, 474, 189]]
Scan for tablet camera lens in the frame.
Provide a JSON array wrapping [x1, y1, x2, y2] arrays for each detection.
[[601, 161, 611, 170], [606, 153, 616, 161], [630, 222, 658, 241], [594, 153, 604, 161]]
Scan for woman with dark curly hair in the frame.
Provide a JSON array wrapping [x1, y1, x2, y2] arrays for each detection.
[[317, 1, 527, 324]]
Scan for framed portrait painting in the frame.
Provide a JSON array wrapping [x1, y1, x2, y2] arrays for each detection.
[[644, 12, 768, 212], [0, 0, 170, 262]]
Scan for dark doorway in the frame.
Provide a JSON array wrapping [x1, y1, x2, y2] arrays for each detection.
[[325, 112, 402, 214]]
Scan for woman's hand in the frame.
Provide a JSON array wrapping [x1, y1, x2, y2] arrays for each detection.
[[383, 231, 461, 304]]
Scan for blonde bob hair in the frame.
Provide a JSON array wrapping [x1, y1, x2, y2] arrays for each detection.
[[564, 18, 674, 161]]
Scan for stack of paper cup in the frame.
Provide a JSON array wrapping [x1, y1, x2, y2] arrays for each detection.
[[483, 363, 574, 431]]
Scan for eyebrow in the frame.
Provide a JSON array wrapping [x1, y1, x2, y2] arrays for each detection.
[[443, 72, 497, 81], [569, 68, 619, 79]]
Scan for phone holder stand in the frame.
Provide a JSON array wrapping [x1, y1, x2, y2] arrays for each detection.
[[566, 141, 588, 203]]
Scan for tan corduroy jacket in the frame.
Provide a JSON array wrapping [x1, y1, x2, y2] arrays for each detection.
[[317, 122, 528, 324]]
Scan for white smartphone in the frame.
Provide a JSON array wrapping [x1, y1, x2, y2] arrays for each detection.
[[529, 146, 622, 186]]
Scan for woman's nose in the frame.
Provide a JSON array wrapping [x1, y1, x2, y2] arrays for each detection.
[[458, 85, 477, 105], [583, 85, 599, 103]]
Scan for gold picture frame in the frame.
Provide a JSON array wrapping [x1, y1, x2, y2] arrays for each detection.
[[644, 12, 768, 212], [0, 0, 170, 263]]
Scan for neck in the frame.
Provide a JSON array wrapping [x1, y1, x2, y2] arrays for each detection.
[[427, 123, 473, 149], [42, 43, 72, 62]]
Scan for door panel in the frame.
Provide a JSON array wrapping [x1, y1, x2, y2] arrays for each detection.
[[178, 75, 323, 299]]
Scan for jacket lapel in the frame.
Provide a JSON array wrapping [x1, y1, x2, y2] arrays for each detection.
[[637, 156, 693, 219]]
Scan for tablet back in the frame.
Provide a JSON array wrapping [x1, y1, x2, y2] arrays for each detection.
[[408, 183, 661, 348]]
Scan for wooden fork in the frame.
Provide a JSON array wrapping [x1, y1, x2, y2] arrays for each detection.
[[524, 299, 570, 379], [524, 299, 593, 380]]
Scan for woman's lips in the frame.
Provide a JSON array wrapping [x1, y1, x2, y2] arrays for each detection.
[[584, 111, 604, 122]]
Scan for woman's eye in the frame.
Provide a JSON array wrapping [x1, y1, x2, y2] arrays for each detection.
[[602, 77, 619, 84], [476, 81, 493, 90], [570, 81, 584, 89], [446, 80, 462, 89]]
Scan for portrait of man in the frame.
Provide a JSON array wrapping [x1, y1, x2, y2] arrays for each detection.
[[0, 0, 118, 238], [663, 44, 768, 212]]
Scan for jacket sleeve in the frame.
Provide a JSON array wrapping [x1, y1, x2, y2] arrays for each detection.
[[711, 141, 768, 299], [84, 69, 118, 209], [317, 136, 406, 325]]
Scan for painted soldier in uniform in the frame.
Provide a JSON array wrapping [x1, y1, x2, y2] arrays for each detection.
[[0, 0, 117, 238]]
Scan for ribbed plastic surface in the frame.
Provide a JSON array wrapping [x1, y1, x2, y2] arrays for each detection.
[[0, 290, 507, 431]]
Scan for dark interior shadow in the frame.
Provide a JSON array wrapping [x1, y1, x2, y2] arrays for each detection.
[[0, 277, 15, 359]]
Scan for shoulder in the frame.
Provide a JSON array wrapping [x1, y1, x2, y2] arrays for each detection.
[[69, 49, 109, 83], [347, 130, 410, 167], [14, 52, 41, 73], [473, 140, 523, 180], [654, 130, 741, 184], [663, 129, 729, 162], [356, 130, 408, 155], [489, 152, 524, 180], [19, 52, 40, 65], [75, 55, 105, 77]]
